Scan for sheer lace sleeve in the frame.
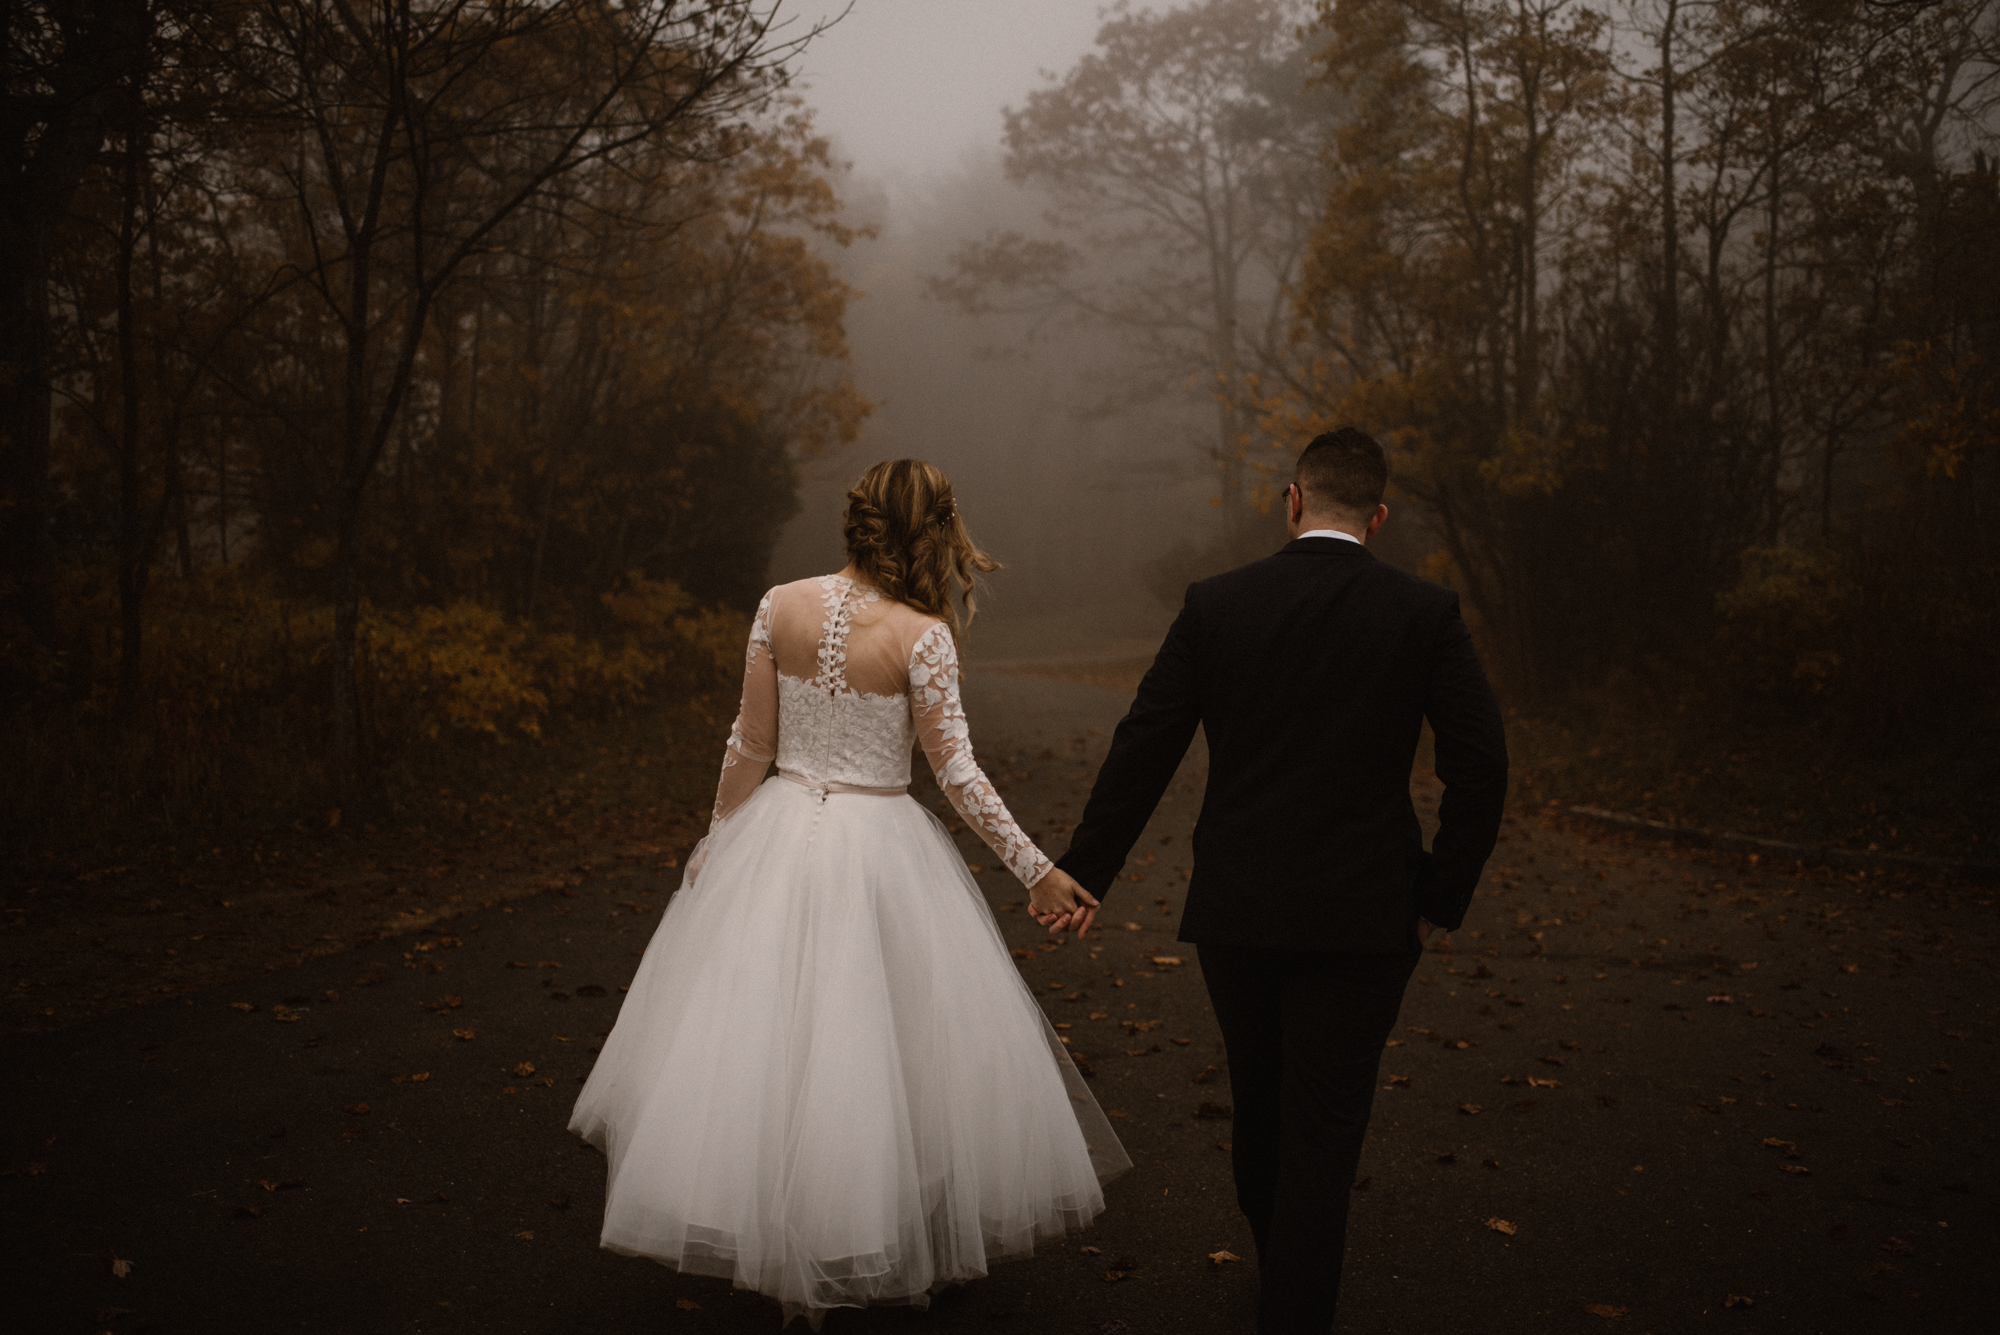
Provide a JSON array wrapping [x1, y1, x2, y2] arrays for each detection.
[[908, 621, 1053, 888], [710, 590, 778, 832]]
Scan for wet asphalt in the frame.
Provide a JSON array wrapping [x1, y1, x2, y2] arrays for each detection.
[[4, 673, 1996, 1335]]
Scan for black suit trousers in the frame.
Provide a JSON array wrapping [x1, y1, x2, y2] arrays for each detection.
[[1197, 939, 1421, 1334]]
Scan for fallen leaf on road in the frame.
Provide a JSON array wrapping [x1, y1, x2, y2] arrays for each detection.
[[1725, 1294, 1756, 1308], [1385, 1074, 1410, 1087], [676, 1298, 701, 1311], [1150, 956, 1182, 966], [515, 1231, 533, 1241], [1781, 1164, 1810, 1174], [110, 1256, 133, 1278], [1208, 1249, 1241, 1265], [1171, 1037, 1191, 1045], [1760, 1137, 1796, 1152], [390, 1072, 430, 1084], [1486, 1218, 1517, 1235], [1436, 1152, 1457, 1163], [1123, 923, 1141, 931], [343, 1103, 370, 1116], [420, 996, 463, 1012], [1460, 1104, 1482, 1115], [271, 1004, 300, 1022], [229, 1002, 254, 1012], [512, 1062, 536, 1077], [452, 1028, 476, 1041], [1583, 1304, 1627, 1318], [395, 1197, 411, 1205], [1707, 995, 1733, 1004], [1081, 1245, 1103, 1256], [508, 961, 532, 969]]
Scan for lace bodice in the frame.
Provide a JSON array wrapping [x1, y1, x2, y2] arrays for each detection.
[[703, 574, 1053, 887]]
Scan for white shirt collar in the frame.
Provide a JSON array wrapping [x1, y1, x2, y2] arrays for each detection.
[[1297, 528, 1362, 545]]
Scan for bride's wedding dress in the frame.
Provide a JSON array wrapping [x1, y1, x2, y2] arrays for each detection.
[[569, 574, 1129, 1327]]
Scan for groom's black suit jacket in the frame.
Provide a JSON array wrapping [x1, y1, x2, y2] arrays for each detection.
[[1056, 537, 1508, 954]]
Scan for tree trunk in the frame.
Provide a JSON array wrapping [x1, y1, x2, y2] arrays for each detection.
[[0, 0, 151, 647], [330, 221, 378, 794], [1657, 0, 1681, 417], [1763, 136, 1783, 539], [115, 118, 146, 721], [1, 216, 61, 647]]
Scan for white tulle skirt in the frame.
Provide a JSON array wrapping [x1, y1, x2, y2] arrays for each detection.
[[568, 776, 1130, 1328]]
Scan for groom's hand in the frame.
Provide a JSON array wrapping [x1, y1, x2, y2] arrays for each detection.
[[1029, 867, 1099, 938]]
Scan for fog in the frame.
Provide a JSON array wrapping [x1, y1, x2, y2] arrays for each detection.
[[768, 3, 1239, 658], [765, 150, 1239, 661]]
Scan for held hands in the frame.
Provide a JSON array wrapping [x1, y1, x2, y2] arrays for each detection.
[[1028, 866, 1100, 939]]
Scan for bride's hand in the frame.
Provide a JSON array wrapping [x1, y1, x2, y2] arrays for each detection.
[[1029, 867, 1099, 938]]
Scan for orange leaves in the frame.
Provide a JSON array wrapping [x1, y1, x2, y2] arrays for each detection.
[[512, 1062, 536, 1078], [452, 1028, 476, 1041], [1583, 1303, 1627, 1319], [1208, 1249, 1241, 1265], [1485, 1217, 1518, 1236]]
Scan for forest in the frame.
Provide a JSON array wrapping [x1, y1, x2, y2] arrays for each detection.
[[3, 0, 1994, 862]]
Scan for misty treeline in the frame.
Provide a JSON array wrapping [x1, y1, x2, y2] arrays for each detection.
[[2, 2, 864, 833], [944, 0, 1995, 752]]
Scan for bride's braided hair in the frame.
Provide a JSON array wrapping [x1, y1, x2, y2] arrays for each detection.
[[842, 459, 999, 639]]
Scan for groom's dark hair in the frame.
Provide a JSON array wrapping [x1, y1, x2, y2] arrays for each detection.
[[1295, 427, 1388, 518]]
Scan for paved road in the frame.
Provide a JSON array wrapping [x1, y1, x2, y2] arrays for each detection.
[[6, 674, 1996, 1334]]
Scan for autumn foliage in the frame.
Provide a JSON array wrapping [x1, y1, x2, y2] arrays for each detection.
[[1, 3, 861, 848]]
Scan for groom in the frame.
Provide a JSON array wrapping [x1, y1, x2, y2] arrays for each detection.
[[1050, 427, 1508, 1332]]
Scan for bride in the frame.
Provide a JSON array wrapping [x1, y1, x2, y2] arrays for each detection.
[[569, 459, 1131, 1327]]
